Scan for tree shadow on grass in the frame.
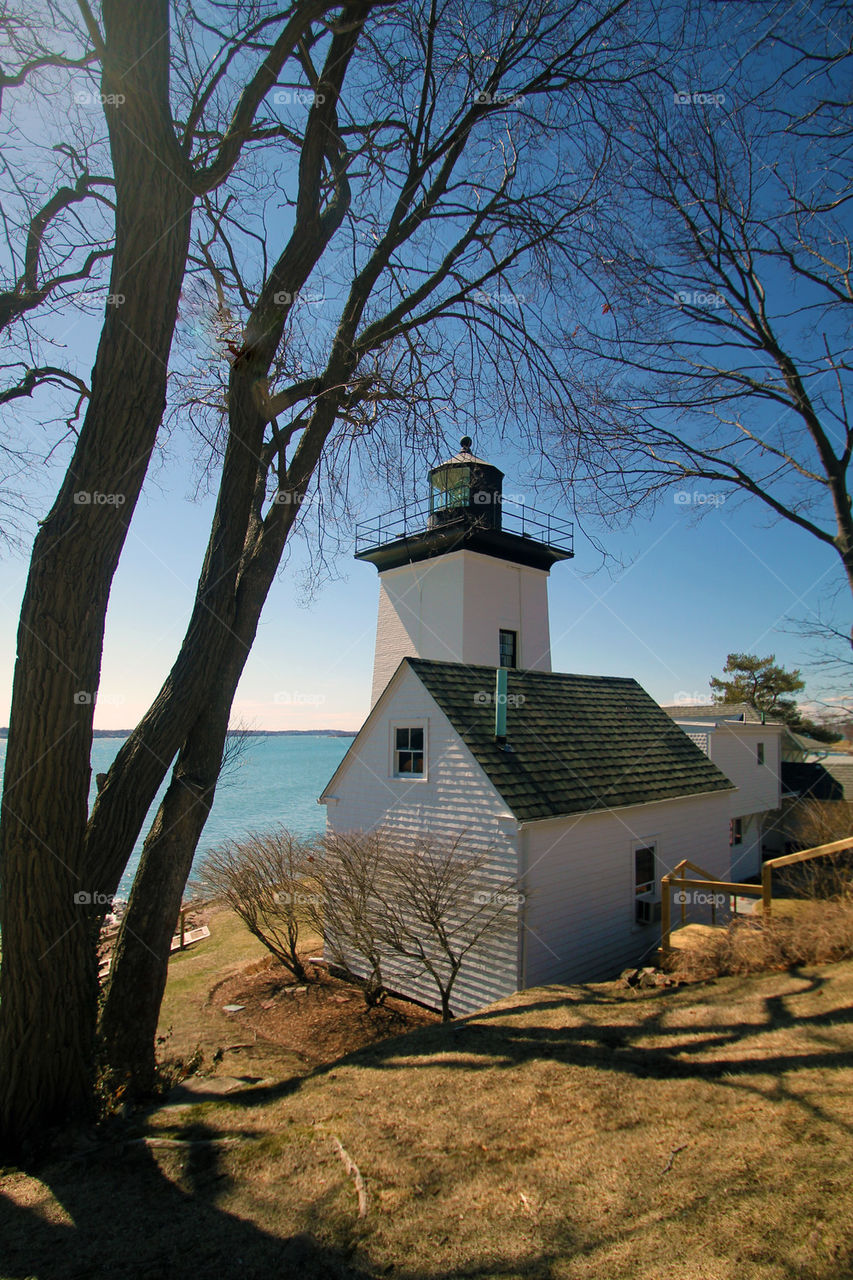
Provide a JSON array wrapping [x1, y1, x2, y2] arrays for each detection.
[[200, 966, 853, 1111], [3, 967, 852, 1279], [0, 1128, 581, 1280]]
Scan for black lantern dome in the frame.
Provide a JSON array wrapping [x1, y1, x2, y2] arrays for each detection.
[[428, 437, 504, 532]]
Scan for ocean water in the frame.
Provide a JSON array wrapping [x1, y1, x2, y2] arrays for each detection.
[[0, 733, 353, 897]]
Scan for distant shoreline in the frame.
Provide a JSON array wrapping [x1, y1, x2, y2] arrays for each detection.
[[0, 728, 357, 739]]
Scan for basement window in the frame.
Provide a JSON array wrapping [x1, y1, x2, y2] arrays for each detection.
[[634, 844, 656, 896], [394, 726, 424, 776]]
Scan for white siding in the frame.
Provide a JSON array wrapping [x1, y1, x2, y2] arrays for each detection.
[[673, 721, 782, 880], [709, 725, 782, 818], [323, 665, 521, 1015], [521, 790, 732, 988], [370, 549, 551, 704], [730, 812, 762, 881]]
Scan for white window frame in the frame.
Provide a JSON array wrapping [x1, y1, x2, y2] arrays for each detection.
[[390, 721, 428, 781], [498, 627, 519, 668]]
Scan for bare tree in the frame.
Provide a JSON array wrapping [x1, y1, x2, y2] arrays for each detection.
[[0, 0, 369, 1155], [1, 0, 668, 1150], [307, 829, 390, 1007], [787, 799, 853, 853], [193, 828, 315, 977], [544, 3, 853, 623], [93, 0, 658, 1095], [378, 833, 520, 1021]]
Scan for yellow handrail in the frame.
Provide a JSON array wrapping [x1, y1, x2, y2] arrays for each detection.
[[661, 834, 853, 958], [761, 835, 853, 920]]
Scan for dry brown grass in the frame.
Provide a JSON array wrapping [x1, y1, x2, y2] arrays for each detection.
[[671, 898, 853, 983], [2, 959, 853, 1279]]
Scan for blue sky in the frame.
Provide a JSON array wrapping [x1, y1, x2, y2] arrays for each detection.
[[0, 423, 841, 733], [1, 5, 847, 734]]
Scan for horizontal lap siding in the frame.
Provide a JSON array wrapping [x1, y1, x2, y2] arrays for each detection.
[[324, 667, 520, 1015], [729, 812, 762, 880], [710, 729, 782, 817], [522, 792, 731, 987]]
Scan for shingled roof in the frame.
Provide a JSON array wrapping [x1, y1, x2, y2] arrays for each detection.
[[662, 701, 770, 723], [408, 660, 734, 823]]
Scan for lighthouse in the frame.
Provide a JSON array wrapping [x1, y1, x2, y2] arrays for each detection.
[[355, 439, 574, 705]]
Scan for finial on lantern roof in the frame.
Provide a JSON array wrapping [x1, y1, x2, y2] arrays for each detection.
[[460, 435, 473, 452]]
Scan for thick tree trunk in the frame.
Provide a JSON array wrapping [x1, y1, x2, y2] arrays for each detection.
[[98, 660, 253, 1092], [97, 719, 228, 1095], [0, 3, 192, 1156]]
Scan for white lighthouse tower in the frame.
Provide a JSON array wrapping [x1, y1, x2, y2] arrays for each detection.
[[356, 438, 574, 705]]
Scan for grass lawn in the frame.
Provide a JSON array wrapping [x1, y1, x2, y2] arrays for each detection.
[[2, 919, 852, 1278]]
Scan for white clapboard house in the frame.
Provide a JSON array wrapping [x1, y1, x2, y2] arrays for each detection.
[[660, 703, 783, 880], [319, 441, 737, 1015]]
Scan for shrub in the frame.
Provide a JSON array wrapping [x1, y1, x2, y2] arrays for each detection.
[[192, 827, 316, 980], [670, 898, 853, 983]]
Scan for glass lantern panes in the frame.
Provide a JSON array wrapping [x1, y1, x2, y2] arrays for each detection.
[[430, 464, 471, 513]]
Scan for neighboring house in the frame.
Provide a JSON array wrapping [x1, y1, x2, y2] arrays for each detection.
[[764, 737, 853, 856], [661, 703, 783, 879], [318, 441, 737, 1015]]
